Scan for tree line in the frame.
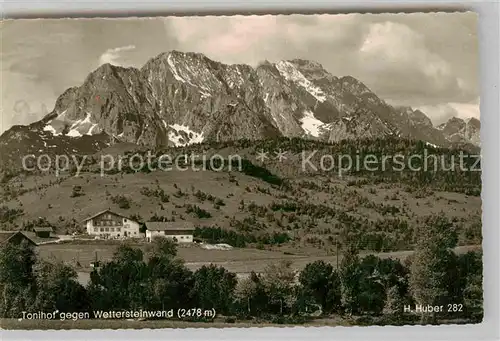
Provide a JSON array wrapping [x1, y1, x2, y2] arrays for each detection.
[[0, 216, 482, 325]]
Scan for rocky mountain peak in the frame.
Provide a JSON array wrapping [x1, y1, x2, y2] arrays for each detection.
[[395, 106, 413, 115], [438, 117, 466, 132], [287, 59, 331, 80], [408, 109, 433, 127], [86, 62, 136, 83], [0, 51, 481, 169], [466, 117, 481, 129], [338, 76, 373, 97], [438, 116, 480, 146]]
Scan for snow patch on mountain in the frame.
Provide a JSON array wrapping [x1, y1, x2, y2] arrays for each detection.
[[264, 93, 270, 102], [300, 110, 325, 137], [168, 124, 204, 147], [75, 112, 92, 127], [56, 110, 68, 119], [275, 61, 326, 102], [43, 124, 61, 136], [43, 112, 99, 137], [66, 112, 98, 137], [42, 109, 69, 136], [66, 129, 82, 137], [167, 54, 186, 83], [88, 123, 99, 135]]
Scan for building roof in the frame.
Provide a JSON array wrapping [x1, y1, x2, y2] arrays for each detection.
[[82, 209, 138, 223], [0, 231, 17, 244], [0, 231, 37, 246], [34, 227, 53, 233], [145, 221, 195, 231]]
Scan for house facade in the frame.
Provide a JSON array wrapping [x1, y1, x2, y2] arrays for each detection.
[[83, 209, 142, 239], [145, 221, 195, 243]]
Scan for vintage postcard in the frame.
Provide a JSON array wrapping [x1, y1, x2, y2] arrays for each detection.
[[0, 12, 482, 330]]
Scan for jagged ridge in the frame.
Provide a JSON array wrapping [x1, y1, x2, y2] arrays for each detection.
[[0, 50, 480, 169]]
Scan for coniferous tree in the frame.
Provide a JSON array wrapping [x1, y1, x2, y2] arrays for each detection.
[[409, 215, 458, 323]]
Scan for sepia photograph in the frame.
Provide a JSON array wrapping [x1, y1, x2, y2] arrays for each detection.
[[0, 12, 483, 330]]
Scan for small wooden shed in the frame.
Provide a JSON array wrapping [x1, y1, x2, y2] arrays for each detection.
[[33, 227, 52, 238]]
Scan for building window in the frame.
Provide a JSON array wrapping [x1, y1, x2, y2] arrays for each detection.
[[105, 228, 109, 232], [116, 228, 121, 232], [124, 219, 127, 222], [110, 228, 114, 232], [100, 228, 104, 232]]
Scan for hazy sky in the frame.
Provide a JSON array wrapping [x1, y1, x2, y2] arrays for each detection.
[[1, 13, 479, 133]]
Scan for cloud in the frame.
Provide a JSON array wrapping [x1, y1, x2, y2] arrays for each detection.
[[360, 22, 451, 79], [358, 21, 470, 106], [99, 45, 136, 66], [1, 69, 58, 132], [165, 15, 361, 66], [1, 19, 170, 133]]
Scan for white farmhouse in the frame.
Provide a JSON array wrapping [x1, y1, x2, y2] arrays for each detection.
[[145, 221, 195, 243], [83, 209, 142, 239]]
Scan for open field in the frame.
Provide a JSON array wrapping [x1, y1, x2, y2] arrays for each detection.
[[35, 241, 481, 285], [38, 241, 305, 271]]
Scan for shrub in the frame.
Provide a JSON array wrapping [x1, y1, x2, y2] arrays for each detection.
[[110, 195, 131, 209], [0, 205, 24, 224], [186, 205, 211, 218], [70, 186, 85, 198]]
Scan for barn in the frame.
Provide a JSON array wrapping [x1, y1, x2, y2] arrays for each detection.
[[0, 231, 37, 247], [145, 221, 195, 243], [33, 227, 52, 238]]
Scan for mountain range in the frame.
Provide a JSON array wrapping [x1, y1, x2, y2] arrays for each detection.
[[0, 50, 480, 168]]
